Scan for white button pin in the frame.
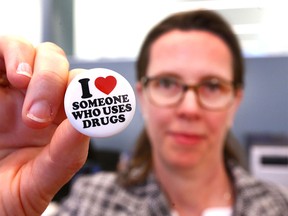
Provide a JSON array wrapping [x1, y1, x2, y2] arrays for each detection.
[[64, 68, 136, 137]]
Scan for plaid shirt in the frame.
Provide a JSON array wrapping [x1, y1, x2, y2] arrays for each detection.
[[56, 162, 288, 216]]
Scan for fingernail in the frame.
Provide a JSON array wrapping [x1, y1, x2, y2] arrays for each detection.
[[27, 100, 53, 123], [16, 62, 32, 78]]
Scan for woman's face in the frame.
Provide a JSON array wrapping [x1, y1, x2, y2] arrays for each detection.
[[137, 30, 243, 171]]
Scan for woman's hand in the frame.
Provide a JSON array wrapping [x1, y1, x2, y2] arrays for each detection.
[[0, 36, 90, 216]]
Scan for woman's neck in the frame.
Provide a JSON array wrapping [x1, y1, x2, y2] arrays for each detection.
[[154, 159, 233, 216]]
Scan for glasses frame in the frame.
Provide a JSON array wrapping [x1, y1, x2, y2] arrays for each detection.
[[141, 75, 237, 111]]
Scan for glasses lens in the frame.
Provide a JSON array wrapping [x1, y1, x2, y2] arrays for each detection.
[[197, 78, 234, 109], [145, 76, 182, 106]]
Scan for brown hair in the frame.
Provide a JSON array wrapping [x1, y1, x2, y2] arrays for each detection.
[[118, 9, 245, 187]]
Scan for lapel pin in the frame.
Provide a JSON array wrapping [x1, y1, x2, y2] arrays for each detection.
[[64, 68, 136, 137]]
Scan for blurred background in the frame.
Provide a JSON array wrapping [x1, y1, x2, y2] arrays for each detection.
[[3, 0, 288, 58], [1, 0, 288, 200]]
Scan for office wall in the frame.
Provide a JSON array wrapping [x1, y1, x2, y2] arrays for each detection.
[[70, 56, 288, 152], [233, 56, 288, 146]]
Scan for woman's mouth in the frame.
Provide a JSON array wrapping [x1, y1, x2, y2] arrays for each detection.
[[168, 131, 206, 146]]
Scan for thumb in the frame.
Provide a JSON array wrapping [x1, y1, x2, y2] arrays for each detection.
[[23, 120, 90, 211]]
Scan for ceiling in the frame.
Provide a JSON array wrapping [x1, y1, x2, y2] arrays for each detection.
[[73, 0, 288, 59], [193, 0, 288, 57]]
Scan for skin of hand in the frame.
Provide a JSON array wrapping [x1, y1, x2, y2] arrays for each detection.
[[0, 36, 90, 216]]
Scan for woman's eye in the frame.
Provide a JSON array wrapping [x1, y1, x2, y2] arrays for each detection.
[[205, 82, 221, 91], [158, 78, 178, 88], [201, 79, 224, 93]]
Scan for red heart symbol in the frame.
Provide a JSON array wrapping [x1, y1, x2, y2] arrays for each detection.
[[95, 76, 117, 95]]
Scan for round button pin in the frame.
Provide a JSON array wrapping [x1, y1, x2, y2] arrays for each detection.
[[64, 68, 136, 137]]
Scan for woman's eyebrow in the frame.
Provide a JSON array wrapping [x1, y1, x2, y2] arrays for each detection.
[[198, 75, 232, 83]]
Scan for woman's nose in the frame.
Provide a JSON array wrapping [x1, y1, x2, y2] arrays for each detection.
[[176, 90, 202, 116]]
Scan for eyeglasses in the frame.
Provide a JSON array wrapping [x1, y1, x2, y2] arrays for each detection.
[[141, 75, 236, 111]]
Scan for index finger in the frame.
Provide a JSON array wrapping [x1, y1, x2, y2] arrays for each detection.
[[0, 36, 35, 89], [22, 42, 69, 128]]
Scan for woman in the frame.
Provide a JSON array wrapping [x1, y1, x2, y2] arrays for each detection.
[[56, 10, 288, 216], [0, 9, 287, 216]]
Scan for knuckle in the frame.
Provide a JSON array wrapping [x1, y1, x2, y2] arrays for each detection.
[[37, 42, 67, 57], [35, 70, 67, 92]]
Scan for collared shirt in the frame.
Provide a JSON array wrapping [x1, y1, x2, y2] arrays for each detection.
[[56, 162, 288, 216]]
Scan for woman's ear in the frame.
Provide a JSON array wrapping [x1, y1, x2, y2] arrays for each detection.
[[136, 81, 144, 107], [234, 88, 244, 111]]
